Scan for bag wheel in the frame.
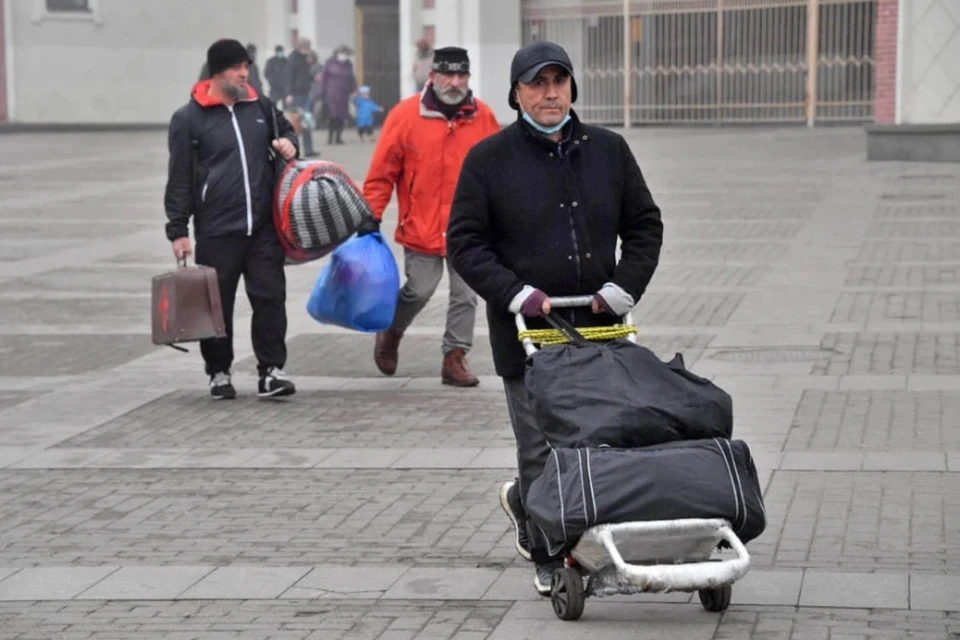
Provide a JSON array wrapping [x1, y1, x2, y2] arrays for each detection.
[[551, 567, 585, 621], [698, 585, 732, 612]]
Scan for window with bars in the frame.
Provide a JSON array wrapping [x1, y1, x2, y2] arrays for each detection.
[[46, 0, 90, 11]]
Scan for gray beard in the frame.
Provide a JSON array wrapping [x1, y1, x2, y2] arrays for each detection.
[[435, 89, 466, 105], [221, 80, 247, 101]]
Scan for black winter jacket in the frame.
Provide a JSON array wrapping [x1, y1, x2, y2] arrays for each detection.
[[446, 113, 663, 378], [164, 82, 299, 241], [285, 50, 313, 97], [264, 55, 288, 99]]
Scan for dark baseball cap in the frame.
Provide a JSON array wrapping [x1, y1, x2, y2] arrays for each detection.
[[508, 41, 578, 110]]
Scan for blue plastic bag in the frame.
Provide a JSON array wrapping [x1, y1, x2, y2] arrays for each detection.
[[306, 232, 400, 332]]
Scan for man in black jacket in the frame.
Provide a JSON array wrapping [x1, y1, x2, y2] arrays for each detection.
[[264, 45, 288, 105], [165, 39, 300, 400], [245, 43, 264, 97], [284, 38, 317, 157], [446, 41, 663, 595]]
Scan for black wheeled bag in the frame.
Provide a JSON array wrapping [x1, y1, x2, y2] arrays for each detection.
[[525, 438, 767, 550], [524, 314, 734, 449]]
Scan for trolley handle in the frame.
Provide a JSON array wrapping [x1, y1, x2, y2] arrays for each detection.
[[545, 295, 595, 308], [515, 295, 637, 355]]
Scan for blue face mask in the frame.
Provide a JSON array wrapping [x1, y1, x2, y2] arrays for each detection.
[[520, 108, 571, 135]]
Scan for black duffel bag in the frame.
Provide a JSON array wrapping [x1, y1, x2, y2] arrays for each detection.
[[525, 438, 767, 550], [524, 313, 733, 449]]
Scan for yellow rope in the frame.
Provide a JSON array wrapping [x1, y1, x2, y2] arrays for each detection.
[[518, 325, 639, 346]]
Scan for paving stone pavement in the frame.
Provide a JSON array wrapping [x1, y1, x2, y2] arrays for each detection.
[[0, 468, 521, 568], [753, 471, 960, 573], [0, 600, 514, 640], [785, 391, 960, 451], [1, 126, 959, 639], [814, 333, 960, 375], [56, 391, 517, 449]]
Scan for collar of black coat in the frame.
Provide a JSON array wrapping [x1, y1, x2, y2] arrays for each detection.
[[516, 109, 587, 154]]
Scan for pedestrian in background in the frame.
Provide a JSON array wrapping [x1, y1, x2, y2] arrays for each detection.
[[284, 38, 318, 157], [245, 43, 263, 96], [359, 46, 501, 387], [264, 44, 288, 107], [316, 45, 358, 145], [165, 39, 301, 400], [353, 85, 383, 142], [412, 38, 433, 92]]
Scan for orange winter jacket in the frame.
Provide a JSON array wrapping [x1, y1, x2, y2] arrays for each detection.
[[362, 89, 501, 256]]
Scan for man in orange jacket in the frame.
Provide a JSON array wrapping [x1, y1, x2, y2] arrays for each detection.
[[358, 46, 501, 386]]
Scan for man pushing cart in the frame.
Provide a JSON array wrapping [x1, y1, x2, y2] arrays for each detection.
[[448, 41, 765, 619], [446, 40, 665, 596]]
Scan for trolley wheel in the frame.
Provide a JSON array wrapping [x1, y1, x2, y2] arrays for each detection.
[[698, 585, 732, 612], [550, 567, 585, 621]]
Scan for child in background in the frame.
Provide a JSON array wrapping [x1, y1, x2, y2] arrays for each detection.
[[352, 85, 383, 142]]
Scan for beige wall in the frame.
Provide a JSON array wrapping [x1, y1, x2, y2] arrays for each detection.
[[315, 0, 355, 64], [898, 0, 960, 124], [8, 0, 273, 124]]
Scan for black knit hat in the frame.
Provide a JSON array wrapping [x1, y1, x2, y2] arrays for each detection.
[[432, 46, 470, 74], [508, 41, 578, 111], [207, 39, 252, 76]]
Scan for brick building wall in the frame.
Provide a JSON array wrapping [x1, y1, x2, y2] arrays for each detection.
[[873, 0, 898, 124]]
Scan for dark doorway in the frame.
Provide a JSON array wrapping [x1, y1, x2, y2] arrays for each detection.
[[355, 0, 400, 112]]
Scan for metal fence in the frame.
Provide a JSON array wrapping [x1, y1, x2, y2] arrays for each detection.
[[521, 0, 876, 126]]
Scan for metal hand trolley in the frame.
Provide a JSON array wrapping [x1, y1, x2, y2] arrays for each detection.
[[515, 296, 751, 621]]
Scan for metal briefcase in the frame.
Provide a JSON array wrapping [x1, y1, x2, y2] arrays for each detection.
[[151, 260, 227, 350]]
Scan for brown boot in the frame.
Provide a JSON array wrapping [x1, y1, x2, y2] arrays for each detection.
[[442, 349, 480, 387], [374, 328, 404, 376]]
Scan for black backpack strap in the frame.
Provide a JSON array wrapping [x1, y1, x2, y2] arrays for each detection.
[[542, 312, 591, 347], [257, 95, 286, 170], [257, 95, 279, 141], [186, 99, 203, 151], [185, 100, 203, 206]]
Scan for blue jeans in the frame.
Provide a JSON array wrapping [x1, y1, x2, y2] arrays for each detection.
[[292, 94, 314, 155]]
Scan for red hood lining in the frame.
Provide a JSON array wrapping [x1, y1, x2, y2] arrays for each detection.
[[191, 80, 258, 107]]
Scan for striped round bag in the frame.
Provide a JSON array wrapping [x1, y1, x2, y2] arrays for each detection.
[[273, 160, 372, 263]]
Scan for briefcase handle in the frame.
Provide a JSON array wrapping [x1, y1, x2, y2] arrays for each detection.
[[173, 256, 223, 327], [177, 255, 226, 335]]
